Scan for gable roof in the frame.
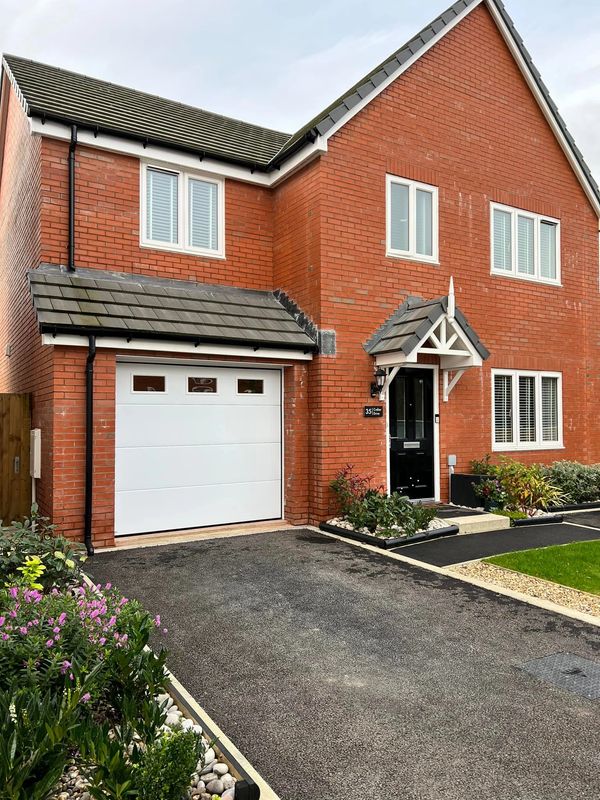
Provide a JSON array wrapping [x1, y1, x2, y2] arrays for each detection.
[[365, 295, 489, 360], [28, 264, 317, 351], [2, 54, 290, 168], [2, 0, 598, 209]]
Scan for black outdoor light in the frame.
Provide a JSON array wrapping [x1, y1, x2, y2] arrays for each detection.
[[370, 367, 387, 398]]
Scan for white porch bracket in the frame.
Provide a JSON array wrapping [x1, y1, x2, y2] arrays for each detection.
[[442, 368, 466, 402], [379, 365, 401, 400]]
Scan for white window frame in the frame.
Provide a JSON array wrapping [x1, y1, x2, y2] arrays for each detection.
[[490, 202, 560, 286], [385, 175, 439, 264], [491, 369, 563, 452], [140, 162, 225, 259]]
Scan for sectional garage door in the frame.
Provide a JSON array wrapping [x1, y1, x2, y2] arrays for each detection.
[[115, 363, 282, 536]]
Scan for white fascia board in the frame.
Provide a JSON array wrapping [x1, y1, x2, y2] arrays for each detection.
[[30, 117, 327, 188], [41, 334, 313, 361]]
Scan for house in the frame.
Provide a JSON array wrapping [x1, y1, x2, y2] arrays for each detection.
[[1, 0, 599, 551]]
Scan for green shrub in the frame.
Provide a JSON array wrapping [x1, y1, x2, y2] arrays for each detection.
[[0, 505, 87, 590], [471, 457, 563, 512], [470, 454, 494, 475], [541, 461, 600, 505], [137, 728, 204, 800], [331, 466, 436, 537], [492, 509, 528, 523]]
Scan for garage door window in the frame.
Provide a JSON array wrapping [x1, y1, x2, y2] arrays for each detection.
[[188, 377, 218, 393], [132, 375, 166, 393], [238, 378, 264, 394]]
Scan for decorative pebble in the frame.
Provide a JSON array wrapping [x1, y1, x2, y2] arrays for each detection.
[[201, 772, 218, 782], [222, 789, 235, 800], [213, 763, 229, 775], [201, 762, 217, 775], [205, 779, 224, 794], [222, 774, 235, 789], [204, 747, 216, 764]]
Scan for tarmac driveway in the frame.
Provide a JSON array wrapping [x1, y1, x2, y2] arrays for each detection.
[[89, 530, 600, 800]]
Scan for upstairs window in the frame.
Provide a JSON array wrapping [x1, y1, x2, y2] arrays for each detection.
[[492, 370, 562, 451], [142, 165, 224, 258], [491, 203, 560, 285], [386, 175, 438, 263]]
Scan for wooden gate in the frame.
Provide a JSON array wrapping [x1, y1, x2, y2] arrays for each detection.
[[0, 394, 31, 524]]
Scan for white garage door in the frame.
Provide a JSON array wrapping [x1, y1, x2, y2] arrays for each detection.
[[115, 363, 282, 536]]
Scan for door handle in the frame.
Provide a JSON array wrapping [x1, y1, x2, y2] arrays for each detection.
[[13, 456, 20, 475]]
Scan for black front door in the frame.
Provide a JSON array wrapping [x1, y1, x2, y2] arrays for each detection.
[[389, 368, 435, 500]]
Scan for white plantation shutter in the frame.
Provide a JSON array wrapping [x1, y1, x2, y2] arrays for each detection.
[[390, 182, 410, 251], [189, 178, 219, 251], [415, 189, 433, 256], [494, 374, 513, 443], [517, 215, 534, 275], [518, 375, 536, 443], [540, 222, 557, 280], [541, 376, 559, 442], [146, 168, 178, 243], [493, 209, 512, 271]]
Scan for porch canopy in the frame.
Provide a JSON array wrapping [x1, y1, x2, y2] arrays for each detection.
[[364, 279, 489, 401]]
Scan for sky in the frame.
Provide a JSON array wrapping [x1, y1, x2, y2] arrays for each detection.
[[1, 0, 599, 179]]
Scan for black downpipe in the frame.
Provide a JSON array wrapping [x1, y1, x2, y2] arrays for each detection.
[[67, 125, 77, 272], [84, 335, 96, 556]]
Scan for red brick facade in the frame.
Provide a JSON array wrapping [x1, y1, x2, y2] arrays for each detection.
[[1, 3, 599, 544]]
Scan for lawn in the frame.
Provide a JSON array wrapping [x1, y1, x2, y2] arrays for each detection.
[[485, 539, 600, 595]]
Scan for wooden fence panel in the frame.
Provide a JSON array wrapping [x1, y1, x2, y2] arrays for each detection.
[[0, 394, 32, 523]]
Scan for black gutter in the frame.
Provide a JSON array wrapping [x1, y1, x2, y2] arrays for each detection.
[[43, 325, 319, 353], [30, 109, 276, 174], [67, 125, 77, 271], [84, 335, 96, 556]]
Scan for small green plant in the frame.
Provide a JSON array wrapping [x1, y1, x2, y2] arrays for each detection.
[[470, 454, 493, 475], [330, 464, 381, 516], [471, 457, 563, 513], [137, 728, 204, 800], [0, 505, 86, 590], [473, 477, 507, 510], [15, 555, 46, 590]]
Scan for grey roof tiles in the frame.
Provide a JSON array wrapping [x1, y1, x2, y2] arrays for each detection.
[[365, 295, 489, 359], [29, 264, 317, 351]]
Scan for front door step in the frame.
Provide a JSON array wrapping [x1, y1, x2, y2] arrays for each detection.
[[440, 512, 510, 535]]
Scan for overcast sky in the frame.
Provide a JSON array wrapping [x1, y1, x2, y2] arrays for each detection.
[[1, 0, 599, 179]]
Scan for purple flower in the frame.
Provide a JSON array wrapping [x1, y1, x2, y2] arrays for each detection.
[[53, 627, 60, 634], [99, 637, 106, 645], [81, 692, 91, 704], [163, 628, 168, 634], [19, 626, 28, 635], [60, 660, 72, 674], [154, 614, 161, 627], [104, 582, 112, 590], [46, 639, 54, 648], [1, 634, 8, 641], [0, 616, 5, 627], [58, 612, 67, 625], [9, 587, 18, 599], [69, 673, 74, 681]]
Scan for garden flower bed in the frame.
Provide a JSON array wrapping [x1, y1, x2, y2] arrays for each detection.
[[452, 456, 598, 524], [322, 465, 459, 549], [320, 516, 458, 549], [0, 507, 251, 800]]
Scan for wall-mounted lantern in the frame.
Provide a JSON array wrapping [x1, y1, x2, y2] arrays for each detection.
[[370, 367, 386, 398]]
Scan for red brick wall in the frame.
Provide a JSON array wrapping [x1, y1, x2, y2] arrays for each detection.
[[0, 81, 55, 519], [40, 141, 274, 289], [308, 3, 600, 517]]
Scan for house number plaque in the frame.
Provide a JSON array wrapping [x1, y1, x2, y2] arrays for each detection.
[[364, 406, 384, 418]]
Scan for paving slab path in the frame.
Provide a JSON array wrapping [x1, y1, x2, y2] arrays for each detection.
[[89, 530, 600, 800]]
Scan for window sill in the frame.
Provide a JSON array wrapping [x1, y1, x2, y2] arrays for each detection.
[[140, 240, 226, 260], [386, 251, 440, 266], [490, 270, 561, 288], [492, 444, 564, 453]]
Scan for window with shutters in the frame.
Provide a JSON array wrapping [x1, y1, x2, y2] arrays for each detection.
[[386, 175, 438, 263], [141, 164, 224, 257], [492, 370, 562, 451], [490, 203, 560, 285]]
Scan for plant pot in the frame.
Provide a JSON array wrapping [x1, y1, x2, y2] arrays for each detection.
[[319, 521, 459, 549], [450, 473, 487, 508]]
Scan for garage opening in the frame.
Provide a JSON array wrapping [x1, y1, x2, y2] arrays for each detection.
[[115, 363, 282, 536]]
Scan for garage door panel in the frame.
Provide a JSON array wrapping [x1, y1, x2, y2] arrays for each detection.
[[115, 363, 283, 536], [116, 405, 281, 448], [115, 481, 281, 536], [116, 442, 281, 491]]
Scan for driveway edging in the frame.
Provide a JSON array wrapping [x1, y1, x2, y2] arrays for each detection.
[[313, 527, 600, 628]]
